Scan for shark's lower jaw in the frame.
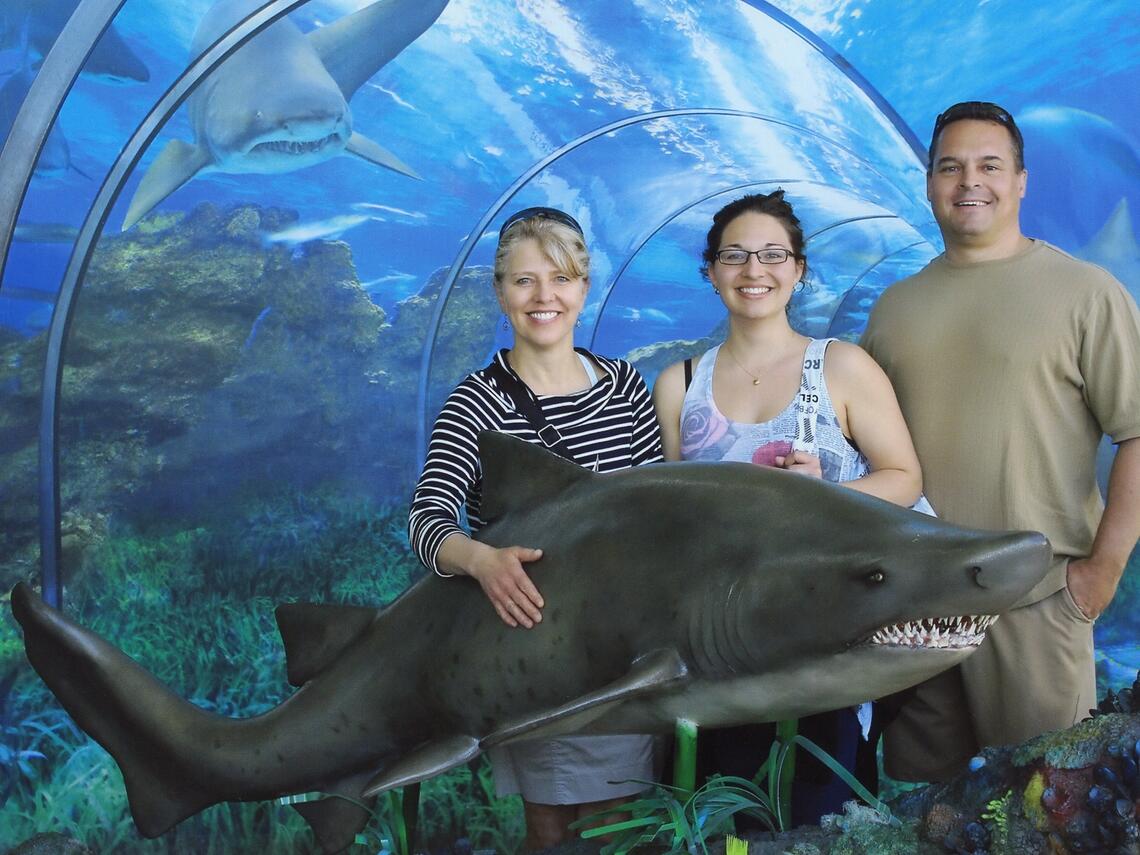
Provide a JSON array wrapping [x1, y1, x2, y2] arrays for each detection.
[[867, 614, 997, 650]]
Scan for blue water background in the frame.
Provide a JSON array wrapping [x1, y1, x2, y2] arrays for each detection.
[[1, 0, 1138, 682]]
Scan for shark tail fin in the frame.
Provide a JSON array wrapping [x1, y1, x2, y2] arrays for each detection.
[[122, 139, 212, 230], [345, 132, 420, 179], [10, 583, 219, 837], [274, 602, 376, 686]]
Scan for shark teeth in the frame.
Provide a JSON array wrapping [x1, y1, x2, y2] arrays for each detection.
[[867, 614, 997, 649], [253, 135, 340, 155]]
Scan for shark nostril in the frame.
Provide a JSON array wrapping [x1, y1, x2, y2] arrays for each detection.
[[971, 565, 984, 585]]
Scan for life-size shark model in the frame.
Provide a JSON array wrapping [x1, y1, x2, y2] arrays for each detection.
[[120, 0, 448, 230], [12, 433, 1052, 853]]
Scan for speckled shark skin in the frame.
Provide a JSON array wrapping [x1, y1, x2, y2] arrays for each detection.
[[12, 432, 1051, 852]]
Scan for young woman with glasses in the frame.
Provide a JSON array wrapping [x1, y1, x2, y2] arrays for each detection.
[[652, 189, 923, 824], [409, 207, 663, 850]]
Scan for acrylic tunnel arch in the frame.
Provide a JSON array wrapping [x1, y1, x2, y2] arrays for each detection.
[[415, 111, 935, 462], [0, 0, 317, 607], [585, 185, 936, 351]]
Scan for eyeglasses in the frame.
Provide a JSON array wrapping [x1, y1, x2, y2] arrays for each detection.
[[500, 206, 584, 238], [715, 248, 792, 265]]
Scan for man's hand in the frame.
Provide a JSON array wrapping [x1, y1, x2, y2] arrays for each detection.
[[1066, 556, 1123, 620]]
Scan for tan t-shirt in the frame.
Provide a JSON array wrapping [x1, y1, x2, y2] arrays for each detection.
[[862, 240, 1140, 606]]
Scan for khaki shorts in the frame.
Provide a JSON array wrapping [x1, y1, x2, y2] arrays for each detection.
[[883, 584, 1096, 782], [489, 734, 656, 804]]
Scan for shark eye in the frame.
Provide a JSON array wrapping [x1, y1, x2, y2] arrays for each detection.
[[866, 570, 885, 584]]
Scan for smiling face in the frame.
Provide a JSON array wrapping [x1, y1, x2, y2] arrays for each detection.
[[497, 238, 589, 352], [927, 119, 1028, 259], [709, 211, 805, 319]]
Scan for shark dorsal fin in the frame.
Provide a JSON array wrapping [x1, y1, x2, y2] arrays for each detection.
[[274, 602, 376, 686], [308, 0, 450, 101], [477, 431, 593, 525]]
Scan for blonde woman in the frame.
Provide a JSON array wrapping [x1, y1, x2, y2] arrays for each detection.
[[409, 207, 662, 849]]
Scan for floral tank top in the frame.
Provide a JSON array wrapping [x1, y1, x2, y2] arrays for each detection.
[[679, 338, 871, 483]]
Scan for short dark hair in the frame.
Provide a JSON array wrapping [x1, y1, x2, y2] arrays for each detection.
[[928, 101, 1025, 173], [700, 189, 808, 282]]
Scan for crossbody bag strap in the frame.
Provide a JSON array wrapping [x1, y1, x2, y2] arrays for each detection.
[[485, 357, 577, 462]]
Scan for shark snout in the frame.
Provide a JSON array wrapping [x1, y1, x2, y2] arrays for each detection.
[[278, 112, 350, 141], [967, 530, 1051, 597]]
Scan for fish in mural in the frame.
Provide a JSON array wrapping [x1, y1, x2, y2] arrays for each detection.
[[1077, 198, 1140, 298], [121, 0, 449, 230], [262, 212, 375, 245], [12, 432, 1051, 853]]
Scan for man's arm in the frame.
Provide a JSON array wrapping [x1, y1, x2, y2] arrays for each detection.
[[1067, 436, 1140, 618]]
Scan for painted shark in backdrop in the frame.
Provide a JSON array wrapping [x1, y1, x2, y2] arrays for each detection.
[[0, 0, 150, 84], [120, 0, 448, 230], [12, 433, 1052, 853]]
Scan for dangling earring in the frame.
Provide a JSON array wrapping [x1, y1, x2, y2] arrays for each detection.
[[713, 286, 720, 295], [576, 318, 582, 328], [501, 315, 509, 331]]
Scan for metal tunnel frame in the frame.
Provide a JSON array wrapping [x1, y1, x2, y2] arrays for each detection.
[[415, 111, 928, 462], [0, 0, 315, 607], [0, 0, 928, 605]]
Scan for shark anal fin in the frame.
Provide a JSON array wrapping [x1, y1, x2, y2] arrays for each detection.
[[275, 602, 377, 687], [122, 139, 212, 230], [346, 132, 419, 179], [482, 648, 690, 747], [290, 770, 375, 855], [362, 734, 480, 797]]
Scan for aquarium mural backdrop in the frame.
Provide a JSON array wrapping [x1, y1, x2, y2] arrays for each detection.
[[0, 0, 1138, 851]]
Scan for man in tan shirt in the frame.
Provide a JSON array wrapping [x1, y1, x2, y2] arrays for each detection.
[[862, 101, 1140, 782]]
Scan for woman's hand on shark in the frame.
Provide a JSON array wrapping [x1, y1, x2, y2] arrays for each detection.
[[470, 544, 546, 628]]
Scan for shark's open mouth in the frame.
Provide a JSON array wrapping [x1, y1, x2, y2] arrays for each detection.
[[868, 615, 997, 649], [251, 134, 342, 156]]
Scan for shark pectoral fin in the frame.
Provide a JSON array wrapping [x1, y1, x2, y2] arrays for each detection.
[[274, 603, 377, 687], [362, 735, 481, 797], [482, 648, 690, 747], [290, 770, 375, 855], [122, 139, 212, 230], [345, 132, 419, 180]]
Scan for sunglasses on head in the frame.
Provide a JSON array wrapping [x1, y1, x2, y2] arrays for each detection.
[[932, 101, 1019, 142], [500, 206, 584, 238]]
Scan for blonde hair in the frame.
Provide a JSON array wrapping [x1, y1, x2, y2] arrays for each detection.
[[493, 216, 589, 291]]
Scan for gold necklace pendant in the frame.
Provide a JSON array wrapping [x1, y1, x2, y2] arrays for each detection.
[[724, 341, 762, 386]]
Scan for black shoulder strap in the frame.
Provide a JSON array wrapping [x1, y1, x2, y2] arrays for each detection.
[[485, 357, 577, 462], [683, 357, 693, 391]]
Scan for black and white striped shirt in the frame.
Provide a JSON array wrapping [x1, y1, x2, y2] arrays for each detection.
[[409, 349, 663, 574]]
